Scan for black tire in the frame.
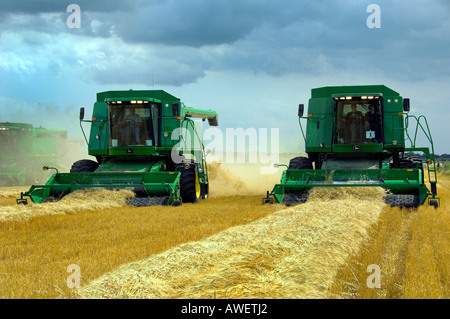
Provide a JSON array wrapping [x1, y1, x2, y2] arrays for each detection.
[[283, 157, 312, 206], [70, 159, 99, 173], [179, 165, 201, 203], [288, 156, 313, 170], [126, 196, 169, 207], [282, 193, 309, 206], [385, 194, 420, 208], [42, 196, 62, 203]]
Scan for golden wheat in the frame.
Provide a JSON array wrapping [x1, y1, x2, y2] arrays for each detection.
[[0, 195, 278, 299], [329, 176, 449, 299]]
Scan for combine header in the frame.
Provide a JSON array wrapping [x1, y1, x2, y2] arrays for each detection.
[[263, 85, 439, 208], [17, 90, 218, 206]]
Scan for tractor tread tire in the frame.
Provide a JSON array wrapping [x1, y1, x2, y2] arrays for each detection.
[[282, 193, 309, 206], [126, 196, 169, 207], [283, 156, 312, 206], [385, 194, 420, 208]]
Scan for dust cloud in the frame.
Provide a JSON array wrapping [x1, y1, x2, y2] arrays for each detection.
[[206, 153, 299, 197]]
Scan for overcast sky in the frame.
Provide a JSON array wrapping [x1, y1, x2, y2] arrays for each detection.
[[0, 0, 449, 155]]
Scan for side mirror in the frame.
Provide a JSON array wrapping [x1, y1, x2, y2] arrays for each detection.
[[403, 98, 410, 112], [298, 104, 304, 117], [79, 107, 85, 120]]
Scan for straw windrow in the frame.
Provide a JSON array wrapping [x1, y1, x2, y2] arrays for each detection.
[[77, 187, 386, 299], [0, 189, 135, 222]]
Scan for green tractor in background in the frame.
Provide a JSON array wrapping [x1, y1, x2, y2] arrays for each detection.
[[264, 85, 439, 208], [0, 122, 72, 186], [17, 90, 218, 206]]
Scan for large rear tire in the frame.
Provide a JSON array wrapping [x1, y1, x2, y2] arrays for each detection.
[[70, 159, 99, 173]]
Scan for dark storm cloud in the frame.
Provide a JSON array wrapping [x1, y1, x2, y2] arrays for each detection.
[[1, 0, 449, 85], [109, 0, 347, 47], [209, 0, 450, 80], [87, 0, 449, 80], [0, 0, 133, 14], [0, 0, 345, 47], [0, 0, 135, 36], [111, 0, 276, 47]]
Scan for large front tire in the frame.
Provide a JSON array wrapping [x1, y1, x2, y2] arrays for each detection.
[[179, 165, 201, 203], [288, 156, 313, 170], [70, 159, 99, 173]]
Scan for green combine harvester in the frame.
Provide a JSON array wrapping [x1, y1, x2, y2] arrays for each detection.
[[0, 122, 68, 186], [263, 85, 439, 208], [17, 90, 218, 206]]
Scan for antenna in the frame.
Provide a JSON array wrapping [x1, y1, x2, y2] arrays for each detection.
[[152, 74, 155, 90]]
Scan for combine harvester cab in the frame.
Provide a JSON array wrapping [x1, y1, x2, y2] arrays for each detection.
[[263, 85, 439, 208], [17, 90, 218, 206]]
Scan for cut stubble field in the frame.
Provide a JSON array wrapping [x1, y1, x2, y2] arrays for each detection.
[[0, 163, 448, 299]]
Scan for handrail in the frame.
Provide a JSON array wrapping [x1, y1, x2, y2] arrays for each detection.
[[180, 118, 208, 183], [405, 115, 435, 154], [404, 114, 438, 188]]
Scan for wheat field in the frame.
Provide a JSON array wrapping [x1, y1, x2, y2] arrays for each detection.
[[0, 163, 448, 299]]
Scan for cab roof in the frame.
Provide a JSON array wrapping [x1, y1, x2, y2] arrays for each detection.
[[311, 85, 400, 98]]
